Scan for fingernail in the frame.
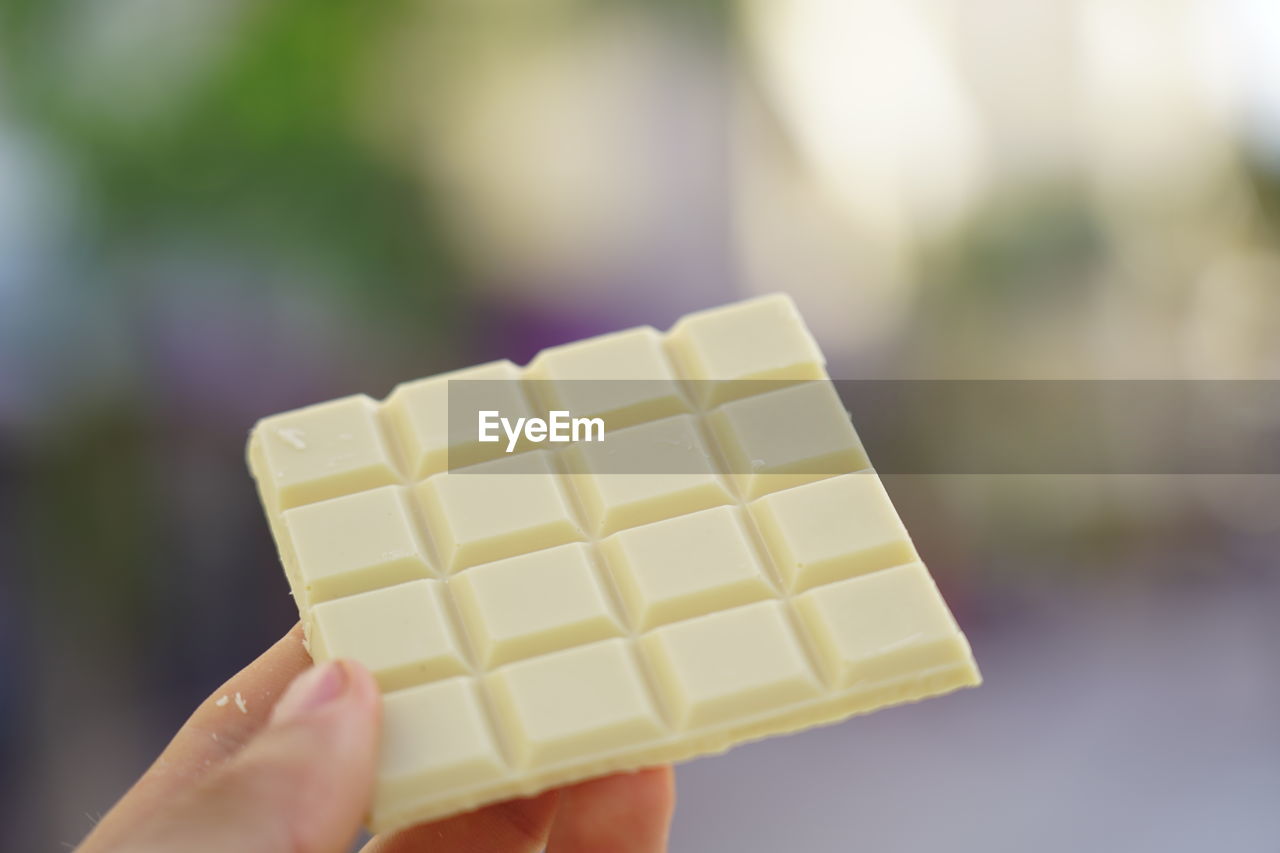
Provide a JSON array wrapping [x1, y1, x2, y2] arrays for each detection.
[[271, 661, 350, 725]]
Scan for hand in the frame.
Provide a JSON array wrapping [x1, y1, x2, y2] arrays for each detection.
[[76, 625, 676, 853]]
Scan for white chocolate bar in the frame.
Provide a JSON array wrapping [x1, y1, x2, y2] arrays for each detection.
[[246, 293, 980, 833]]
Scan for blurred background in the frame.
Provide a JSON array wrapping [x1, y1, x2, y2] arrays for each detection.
[[2, 0, 1279, 850]]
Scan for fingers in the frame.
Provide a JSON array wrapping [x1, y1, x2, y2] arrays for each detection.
[[546, 767, 676, 853], [360, 789, 560, 853], [79, 625, 312, 847], [148, 624, 312, 776], [85, 659, 382, 853], [362, 766, 674, 853]]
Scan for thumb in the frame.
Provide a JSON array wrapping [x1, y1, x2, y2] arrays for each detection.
[[124, 660, 382, 853]]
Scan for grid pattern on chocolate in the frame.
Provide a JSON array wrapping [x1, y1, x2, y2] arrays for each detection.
[[246, 294, 980, 832]]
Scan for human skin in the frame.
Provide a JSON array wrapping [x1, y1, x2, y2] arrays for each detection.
[[76, 624, 676, 853]]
